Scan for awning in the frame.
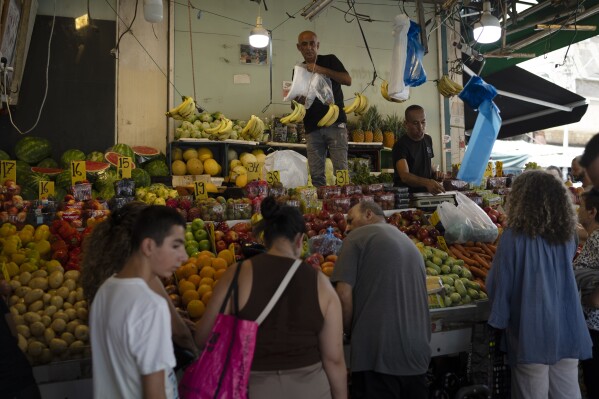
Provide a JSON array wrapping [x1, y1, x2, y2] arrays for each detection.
[[464, 65, 589, 140]]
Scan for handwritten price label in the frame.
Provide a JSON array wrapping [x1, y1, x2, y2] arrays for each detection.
[[70, 161, 86, 185], [266, 170, 281, 185], [193, 181, 208, 199], [335, 170, 350, 186], [118, 156, 133, 179], [246, 162, 261, 181], [484, 162, 494, 177], [0, 160, 16, 184], [495, 161, 503, 177], [38, 181, 55, 200]]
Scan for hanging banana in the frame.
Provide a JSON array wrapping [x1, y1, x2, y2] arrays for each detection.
[[317, 104, 340, 127], [436, 75, 463, 98], [380, 80, 407, 103], [166, 96, 196, 120]]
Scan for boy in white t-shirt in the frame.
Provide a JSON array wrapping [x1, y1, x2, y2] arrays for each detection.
[[90, 205, 188, 399]]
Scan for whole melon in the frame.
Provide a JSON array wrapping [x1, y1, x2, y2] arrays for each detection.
[[203, 159, 220, 176], [37, 158, 59, 169], [0, 149, 10, 160], [227, 149, 238, 162], [171, 160, 187, 176], [98, 185, 116, 200], [86, 151, 105, 163], [186, 159, 203, 175], [93, 169, 118, 191], [16, 160, 32, 186], [197, 148, 213, 162], [172, 147, 183, 161], [14, 137, 52, 164], [131, 168, 151, 188], [144, 159, 170, 177], [60, 149, 86, 168], [24, 172, 51, 192], [110, 143, 135, 160], [182, 148, 198, 161], [55, 171, 72, 190]]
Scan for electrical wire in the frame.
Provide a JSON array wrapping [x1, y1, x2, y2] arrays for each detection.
[[3, 0, 56, 135], [112, 0, 139, 57], [187, 1, 197, 100]]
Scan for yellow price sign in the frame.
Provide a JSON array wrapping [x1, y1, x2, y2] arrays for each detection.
[[484, 162, 494, 177], [436, 236, 450, 253], [193, 181, 208, 199], [495, 161, 503, 177], [70, 161, 86, 185], [0, 160, 17, 184], [335, 170, 350, 186], [118, 156, 133, 179], [246, 162, 261, 181], [38, 181, 55, 199], [266, 170, 281, 185]]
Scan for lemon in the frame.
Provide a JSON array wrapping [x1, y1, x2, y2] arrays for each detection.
[[172, 160, 187, 176], [182, 148, 198, 161], [197, 148, 213, 162]]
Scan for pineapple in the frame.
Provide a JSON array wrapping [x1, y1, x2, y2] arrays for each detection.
[[361, 106, 377, 143], [373, 111, 384, 143], [383, 113, 400, 148], [351, 120, 365, 143]]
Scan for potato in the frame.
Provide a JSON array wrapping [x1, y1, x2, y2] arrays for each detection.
[[63, 302, 73, 310], [62, 279, 76, 292], [67, 291, 77, 305], [31, 270, 48, 279], [74, 325, 89, 341], [18, 272, 32, 286], [8, 295, 20, 306], [24, 288, 44, 305], [75, 287, 84, 302], [12, 314, 25, 326], [76, 307, 88, 321], [17, 334, 28, 352], [69, 340, 85, 355], [56, 286, 69, 299], [64, 270, 80, 282], [30, 321, 45, 337], [42, 293, 52, 304], [28, 300, 44, 313], [28, 340, 45, 357], [44, 328, 56, 345], [9, 279, 21, 290], [13, 303, 27, 315], [23, 312, 41, 324], [61, 332, 75, 346], [65, 308, 77, 321], [17, 324, 30, 338], [43, 305, 57, 317], [39, 348, 53, 364], [50, 296, 63, 309], [50, 318, 66, 334], [28, 277, 48, 291], [66, 320, 80, 334], [49, 338, 68, 355], [52, 311, 69, 323], [74, 300, 87, 310], [47, 289, 57, 296], [41, 315, 52, 327], [15, 286, 31, 298], [48, 271, 64, 289]]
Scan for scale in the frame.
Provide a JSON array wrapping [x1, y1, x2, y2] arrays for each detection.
[[410, 192, 457, 211]]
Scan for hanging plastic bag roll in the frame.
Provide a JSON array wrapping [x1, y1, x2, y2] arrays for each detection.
[[457, 99, 502, 184], [388, 14, 410, 100], [284, 64, 335, 109], [404, 20, 427, 87], [264, 150, 309, 188]]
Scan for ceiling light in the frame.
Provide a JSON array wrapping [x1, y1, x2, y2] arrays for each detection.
[[143, 0, 163, 23], [301, 0, 334, 21], [249, 16, 269, 48], [473, 1, 501, 44]]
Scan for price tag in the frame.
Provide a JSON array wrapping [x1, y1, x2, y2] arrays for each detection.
[[484, 162, 494, 177], [266, 170, 281, 185], [0, 160, 16, 184], [495, 161, 503, 177], [193, 181, 208, 199], [1, 262, 9, 282], [118, 156, 133, 179], [70, 161, 86, 185], [38, 181, 55, 200], [436, 236, 450, 253], [246, 162, 260, 181], [335, 170, 350, 186]]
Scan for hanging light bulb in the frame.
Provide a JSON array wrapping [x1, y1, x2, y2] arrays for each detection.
[[249, 16, 269, 48], [473, 1, 501, 44], [143, 0, 163, 23]]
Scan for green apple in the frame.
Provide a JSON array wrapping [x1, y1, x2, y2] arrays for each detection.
[[199, 240, 211, 252], [185, 243, 199, 257], [191, 218, 205, 232], [184, 232, 195, 242], [194, 229, 208, 242]]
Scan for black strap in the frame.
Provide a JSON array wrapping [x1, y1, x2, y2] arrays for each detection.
[[219, 261, 243, 314]]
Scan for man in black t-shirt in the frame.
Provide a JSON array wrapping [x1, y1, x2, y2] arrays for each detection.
[[392, 105, 444, 194], [294, 31, 352, 187]]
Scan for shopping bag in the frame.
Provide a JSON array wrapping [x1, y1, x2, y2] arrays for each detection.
[[264, 150, 308, 188], [404, 20, 427, 87]]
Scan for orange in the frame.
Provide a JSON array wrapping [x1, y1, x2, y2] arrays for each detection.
[[322, 266, 334, 276], [187, 300, 206, 319], [175, 263, 197, 280], [178, 280, 196, 295], [325, 255, 338, 263], [321, 261, 334, 270], [197, 255, 213, 268], [201, 291, 213, 305], [198, 250, 215, 258], [182, 290, 199, 306], [199, 277, 214, 287], [211, 258, 227, 271], [187, 274, 202, 288], [217, 250, 234, 266], [214, 269, 227, 280], [199, 266, 216, 279], [197, 284, 212, 297]]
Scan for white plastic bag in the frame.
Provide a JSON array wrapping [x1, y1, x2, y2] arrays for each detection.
[[437, 201, 472, 244], [284, 64, 312, 102], [455, 192, 498, 243], [264, 150, 308, 188], [388, 14, 410, 101], [284, 64, 334, 109]]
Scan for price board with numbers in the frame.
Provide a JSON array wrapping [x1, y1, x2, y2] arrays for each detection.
[[70, 161, 87, 185], [118, 156, 133, 179], [193, 181, 208, 200], [495, 161, 503, 177], [0, 160, 16, 184], [266, 170, 281, 185], [38, 181, 55, 199], [335, 170, 350, 186], [246, 162, 262, 181]]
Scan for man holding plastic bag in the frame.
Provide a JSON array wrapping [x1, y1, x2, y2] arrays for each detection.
[[293, 31, 352, 187]]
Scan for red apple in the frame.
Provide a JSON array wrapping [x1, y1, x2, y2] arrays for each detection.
[[333, 232, 343, 240], [488, 214, 498, 223], [225, 231, 239, 243], [313, 218, 325, 232], [304, 213, 316, 222], [429, 228, 440, 238], [214, 230, 225, 241], [332, 212, 345, 223], [307, 229, 317, 238], [305, 222, 314, 232], [417, 227, 430, 241], [422, 237, 435, 246], [324, 220, 337, 229], [318, 210, 330, 220], [318, 228, 327, 236], [216, 240, 227, 252]]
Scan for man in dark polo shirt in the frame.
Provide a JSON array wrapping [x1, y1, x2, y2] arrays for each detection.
[[392, 105, 444, 194]]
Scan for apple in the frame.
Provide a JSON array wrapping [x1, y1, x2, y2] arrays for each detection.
[[307, 229, 317, 238], [318, 228, 327, 236], [483, 206, 492, 213], [324, 220, 337, 229], [422, 237, 435, 246], [411, 220, 421, 228], [216, 240, 227, 252], [488, 214, 498, 223], [333, 232, 343, 240], [191, 218, 205, 231], [332, 212, 345, 223], [337, 219, 347, 232], [417, 227, 429, 241], [225, 231, 239, 243], [313, 218, 325, 232], [194, 228, 208, 242], [429, 228, 440, 238], [232, 222, 251, 234], [304, 213, 316, 222], [305, 222, 314, 232], [318, 210, 330, 220], [214, 230, 225, 241], [305, 253, 322, 270]]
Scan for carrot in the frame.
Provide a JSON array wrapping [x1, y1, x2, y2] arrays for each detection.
[[473, 254, 491, 270], [477, 242, 495, 257], [465, 241, 476, 247], [474, 278, 487, 293], [451, 247, 479, 267], [465, 247, 485, 254], [469, 266, 487, 279], [486, 244, 497, 254], [478, 253, 492, 261], [454, 243, 467, 253], [448, 246, 463, 259]]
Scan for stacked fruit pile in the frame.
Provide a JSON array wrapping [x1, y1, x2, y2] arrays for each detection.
[[171, 147, 222, 177]]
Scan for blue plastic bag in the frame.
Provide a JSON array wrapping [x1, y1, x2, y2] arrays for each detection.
[[458, 75, 497, 110], [404, 21, 427, 87], [457, 100, 502, 184]]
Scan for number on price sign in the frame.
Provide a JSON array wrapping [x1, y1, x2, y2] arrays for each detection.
[[266, 170, 281, 185], [0, 160, 16, 184], [70, 161, 86, 185], [246, 162, 261, 181], [484, 162, 494, 177], [495, 161, 503, 177], [335, 170, 350, 186], [38, 181, 55, 200], [193, 181, 208, 199], [118, 156, 133, 179]]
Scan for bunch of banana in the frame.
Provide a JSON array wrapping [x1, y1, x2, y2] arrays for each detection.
[[380, 80, 407, 103], [166, 96, 196, 120], [317, 103, 340, 127], [279, 101, 306, 125], [240, 115, 265, 141], [343, 93, 368, 116], [204, 116, 233, 138], [437, 75, 463, 98]]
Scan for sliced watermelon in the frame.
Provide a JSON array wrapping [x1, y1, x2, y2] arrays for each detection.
[[132, 146, 160, 156], [85, 160, 110, 172], [30, 167, 63, 176], [104, 152, 136, 169]]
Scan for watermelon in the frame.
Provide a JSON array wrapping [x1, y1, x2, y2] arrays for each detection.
[[110, 143, 136, 160], [60, 149, 86, 168], [86, 151, 105, 162], [131, 168, 151, 188], [56, 170, 73, 190], [93, 169, 118, 191], [104, 151, 137, 169], [53, 187, 67, 201], [16, 160, 32, 186], [98, 185, 116, 200], [24, 172, 51, 192], [37, 158, 59, 168], [132, 146, 160, 156], [85, 161, 110, 172], [144, 159, 170, 177], [20, 187, 37, 200], [0, 149, 10, 160], [30, 167, 63, 177], [14, 137, 52, 164]]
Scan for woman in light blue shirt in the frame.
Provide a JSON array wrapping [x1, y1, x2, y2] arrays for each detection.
[[487, 170, 592, 399]]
